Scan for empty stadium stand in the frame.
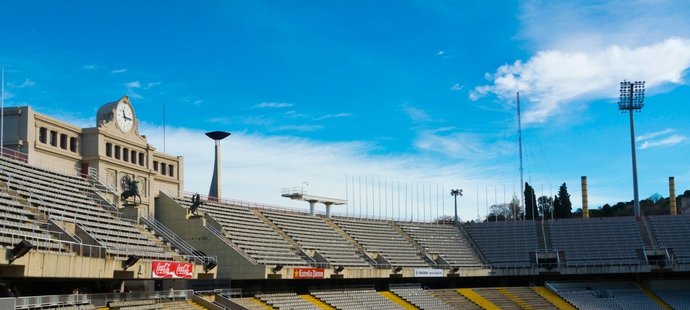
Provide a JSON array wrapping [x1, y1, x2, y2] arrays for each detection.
[[332, 217, 429, 267], [462, 221, 537, 268], [174, 197, 308, 266], [389, 284, 453, 310], [547, 281, 662, 309], [256, 292, 320, 310], [0, 157, 179, 261], [428, 289, 481, 309], [648, 214, 690, 264], [397, 222, 482, 268], [311, 287, 403, 309], [548, 217, 644, 266], [261, 210, 371, 267]]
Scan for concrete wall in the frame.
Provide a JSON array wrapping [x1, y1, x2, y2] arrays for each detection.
[[155, 193, 266, 280]]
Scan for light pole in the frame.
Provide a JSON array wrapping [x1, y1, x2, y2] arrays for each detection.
[[450, 189, 462, 223], [206, 131, 231, 201], [618, 80, 645, 218]]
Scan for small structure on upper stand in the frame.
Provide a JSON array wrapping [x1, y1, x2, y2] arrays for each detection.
[[187, 193, 205, 219], [120, 175, 141, 206], [281, 186, 346, 218]]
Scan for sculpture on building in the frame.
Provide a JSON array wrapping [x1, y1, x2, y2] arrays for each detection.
[[189, 193, 203, 215], [120, 175, 141, 204]]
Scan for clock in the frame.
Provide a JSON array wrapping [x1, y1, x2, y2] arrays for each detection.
[[115, 102, 135, 133]]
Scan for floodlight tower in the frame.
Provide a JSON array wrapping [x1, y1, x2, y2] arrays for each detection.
[[618, 81, 645, 218], [450, 189, 462, 224], [206, 131, 231, 201]]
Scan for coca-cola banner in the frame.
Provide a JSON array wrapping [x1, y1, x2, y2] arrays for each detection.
[[293, 268, 324, 279], [152, 261, 194, 279]]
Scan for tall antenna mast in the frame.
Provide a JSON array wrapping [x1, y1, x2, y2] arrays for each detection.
[[1, 65, 5, 157], [517, 92, 524, 220], [163, 102, 166, 153]]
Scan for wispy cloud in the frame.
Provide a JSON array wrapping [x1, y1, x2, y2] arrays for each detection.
[[272, 124, 323, 132], [140, 123, 514, 220], [401, 104, 432, 123], [111, 68, 127, 74], [124, 81, 142, 99], [450, 83, 463, 91], [253, 102, 293, 109], [143, 82, 161, 90], [470, 38, 690, 125], [638, 128, 687, 150], [436, 50, 446, 56], [82, 65, 98, 70], [314, 113, 352, 121], [8, 78, 35, 88]]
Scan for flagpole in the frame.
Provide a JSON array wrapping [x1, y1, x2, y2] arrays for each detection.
[[1, 65, 5, 157]]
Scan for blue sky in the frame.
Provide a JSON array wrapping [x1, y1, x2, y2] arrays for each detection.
[[2, 1, 690, 221]]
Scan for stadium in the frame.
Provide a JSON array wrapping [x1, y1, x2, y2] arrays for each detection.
[[0, 96, 685, 309]]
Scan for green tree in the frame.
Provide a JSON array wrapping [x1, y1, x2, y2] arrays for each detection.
[[538, 195, 553, 219], [524, 182, 537, 220], [554, 182, 572, 218]]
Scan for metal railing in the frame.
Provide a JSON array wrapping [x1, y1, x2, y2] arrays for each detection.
[[14, 289, 193, 309], [140, 214, 217, 266]]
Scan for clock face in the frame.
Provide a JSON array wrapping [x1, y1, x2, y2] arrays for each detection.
[[115, 103, 134, 133]]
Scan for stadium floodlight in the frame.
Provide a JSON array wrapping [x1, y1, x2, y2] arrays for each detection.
[[334, 266, 344, 274], [450, 189, 462, 224], [393, 266, 403, 274], [8, 240, 32, 264], [206, 131, 231, 201], [122, 255, 140, 270], [204, 259, 217, 273], [271, 264, 284, 274], [618, 80, 645, 218], [450, 266, 460, 274]]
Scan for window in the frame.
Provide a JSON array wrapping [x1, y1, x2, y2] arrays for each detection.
[[38, 127, 47, 144], [49, 130, 58, 147], [59, 134, 68, 150], [168, 164, 174, 177], [138, 153, 145, 166], [123, 148, 129, 162], [114, 145, 121, 160], [106, 143, 113, 157], [69, 137, 78, 152], [160, 163, 167, 175], [153, 161, 159, 172], [130, 150, 137, 164]]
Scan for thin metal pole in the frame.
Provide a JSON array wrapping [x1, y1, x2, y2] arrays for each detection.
[[1, 65, 4, 156], [517, 92, 525, 220], [629, 95, 641, 217]]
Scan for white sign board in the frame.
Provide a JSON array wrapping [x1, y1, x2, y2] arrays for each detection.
[[414, 268, 444, 277]]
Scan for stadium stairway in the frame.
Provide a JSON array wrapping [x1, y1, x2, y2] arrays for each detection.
[[530, 286, 576, 310], [457, 288, 499, 309], [429, 289, 481, 309], [389, 222, 434, 264], [250, 209, 315, 264], [300, 294, 335, 309], [637, 284, 673, 310], [496, 287, 533, 309], [378, 291, 417, 309], [323, 217, 378, 265]]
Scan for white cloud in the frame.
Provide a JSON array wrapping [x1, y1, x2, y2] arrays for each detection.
[[436, 50, 446, 56], [471, 38, 690, 125], [450, 83, 463, 91], [8, 78, 35, 88], [82, 65, 97, 70], [636, 128, 674, 142], [144, 82, 161, 90], [638, 129, 687, 150], [125, 81, 141, 89], [314, 113, 352, 121], [272, 124, 323, 132], [253, 102, 293, 109], [111, 68, 127, 74], [401, 104, 432, 123], [139, 123, 517, 221]]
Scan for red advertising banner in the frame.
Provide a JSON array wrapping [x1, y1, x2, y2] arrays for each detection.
[[152, 261, 194, 279], [293, 268, 325, 279]]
